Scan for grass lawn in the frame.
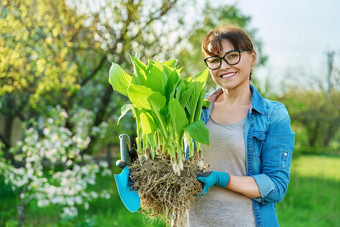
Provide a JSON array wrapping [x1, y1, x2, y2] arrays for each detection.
[[1, 154, 339, 226], [277, 154, 340, 227]]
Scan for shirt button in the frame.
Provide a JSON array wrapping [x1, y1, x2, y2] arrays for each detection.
[[284, 152, 288, 156]]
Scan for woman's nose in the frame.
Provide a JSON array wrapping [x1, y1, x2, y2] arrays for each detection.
[[220, 59, 231, 70]]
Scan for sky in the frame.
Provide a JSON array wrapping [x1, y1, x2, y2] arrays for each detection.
[[224, 0, 340, 89]]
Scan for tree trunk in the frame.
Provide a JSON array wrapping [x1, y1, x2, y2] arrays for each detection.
[[323, 118, 340, 147], [107, 143, 112, 169], [85, 87, 113, 154], [18, 202, 25, 227], [2, 95, 15, 164], [308, 121, 320, 147]]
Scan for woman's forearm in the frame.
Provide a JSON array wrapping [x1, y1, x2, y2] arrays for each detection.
[[227, 175, 261, 199]]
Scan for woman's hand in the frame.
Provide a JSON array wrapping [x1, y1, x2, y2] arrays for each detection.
[[197, 171, 230, 196]]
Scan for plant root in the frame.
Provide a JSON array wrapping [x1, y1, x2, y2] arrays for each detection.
[[129, 157, 203, 227]]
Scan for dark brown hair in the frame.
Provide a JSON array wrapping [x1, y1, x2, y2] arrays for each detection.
[[201, 25, 254, 57]]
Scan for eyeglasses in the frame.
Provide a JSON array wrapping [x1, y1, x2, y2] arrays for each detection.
[[204, 49, 251, 70]]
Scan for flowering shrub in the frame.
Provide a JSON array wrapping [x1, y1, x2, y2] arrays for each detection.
[[0, 106, 112, 223]]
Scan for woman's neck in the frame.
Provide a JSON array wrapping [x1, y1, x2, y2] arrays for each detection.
[[219, 84, 251, 106]]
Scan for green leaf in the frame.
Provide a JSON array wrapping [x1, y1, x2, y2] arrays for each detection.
[[147, 59, 155, 71], [165, 69, 179, 100], [162, 59, 177, 68], [177, 80, 192, 108], [146, 61, 167, 94], [203, 99, 211, 108], [194, 89, 206, 122], [130, 56, 147, 84], [128, 84, 166, 111], [185, 69, 209, 122], [169, 98, 188, 135], [140, 111, 156, 134], [163, 64, 174, 77], [117, 104, 134, 124], [108, 63, 132, 96], [193, 68, 209, 84], [131, 74, 141, 85], [130, 55, 148, 71], [184, 120, 209, 145], [185, 82, 201, 119]]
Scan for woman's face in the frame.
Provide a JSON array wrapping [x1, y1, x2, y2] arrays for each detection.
[[207, 40, 256, 90]]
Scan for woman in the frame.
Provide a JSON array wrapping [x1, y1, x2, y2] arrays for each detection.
[[187, 25, 295, 227]]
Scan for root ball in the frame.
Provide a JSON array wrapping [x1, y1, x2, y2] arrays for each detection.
[[129, 157, 202, 227]]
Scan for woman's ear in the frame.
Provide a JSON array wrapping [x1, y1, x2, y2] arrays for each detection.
[[251, 50, 257, 67]]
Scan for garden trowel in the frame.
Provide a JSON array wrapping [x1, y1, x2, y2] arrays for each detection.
[[114, 134, 140, 213]]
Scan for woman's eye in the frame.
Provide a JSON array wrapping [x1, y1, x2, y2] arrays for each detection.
[[209, 58, 220, 63], [228, 54, 238, 59]]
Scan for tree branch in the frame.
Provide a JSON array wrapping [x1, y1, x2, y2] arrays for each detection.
[[84, 86, 114, 154], [131, 0, 179, 41], [80, 56, 107, 86]]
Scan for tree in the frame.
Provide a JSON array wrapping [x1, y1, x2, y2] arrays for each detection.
[[326, 50, 340, 110], [0, 0, 102, 160], [282, 88, 340, 147], [0, 0, 189, 224], [0, 0, 187, 158]]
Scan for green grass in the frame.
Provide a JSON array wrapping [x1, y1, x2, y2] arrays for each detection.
[[291, 155, 340, 181], [1, 154, 339, 226], [277, 154, 340, 227]]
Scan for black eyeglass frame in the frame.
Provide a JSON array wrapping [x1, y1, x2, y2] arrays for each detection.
[[204, 49, 252, 70]]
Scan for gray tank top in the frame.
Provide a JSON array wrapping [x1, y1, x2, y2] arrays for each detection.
[[186, 116, 256, 227]]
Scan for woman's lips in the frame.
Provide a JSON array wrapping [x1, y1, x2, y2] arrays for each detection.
[[220, 72, 237, 79]]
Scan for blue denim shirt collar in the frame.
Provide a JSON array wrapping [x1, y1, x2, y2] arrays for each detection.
[[249, 84, 265, 115]]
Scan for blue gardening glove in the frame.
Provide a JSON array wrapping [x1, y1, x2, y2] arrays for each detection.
[[197, 171, 230, 196]]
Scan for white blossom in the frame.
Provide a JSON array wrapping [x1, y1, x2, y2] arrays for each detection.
[[61, 206, 78, 218], [43, 128, 50, 135], [101, 168, 112, 177], [90, 191, 98, 199], [60, 109, 69, 118], [0, 106, 112, 220], [66, 197, 75, 206], [99, 161, 108, 168], [74, 196, 82, 204], [37, 200, 49, 207], [100, 190, 111, 199]]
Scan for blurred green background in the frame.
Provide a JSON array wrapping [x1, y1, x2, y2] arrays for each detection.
[[1, 0, 339, 226]]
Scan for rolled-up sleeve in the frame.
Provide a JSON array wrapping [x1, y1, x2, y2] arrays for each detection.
[[252, 103, 295, 204]]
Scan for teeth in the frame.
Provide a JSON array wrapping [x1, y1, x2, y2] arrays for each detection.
[[221, 72, 236, 78]]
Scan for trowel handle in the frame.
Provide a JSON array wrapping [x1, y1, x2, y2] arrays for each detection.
[[116, 134, 131, 168]]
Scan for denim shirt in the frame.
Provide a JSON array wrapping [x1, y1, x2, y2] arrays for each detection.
[[201, 84, 295, 227]]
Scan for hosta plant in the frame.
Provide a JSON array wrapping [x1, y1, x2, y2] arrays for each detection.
[[109, 56, 209, 226]]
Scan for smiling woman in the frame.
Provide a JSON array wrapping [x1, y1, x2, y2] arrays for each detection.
[[186, 25, 295, 227]]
